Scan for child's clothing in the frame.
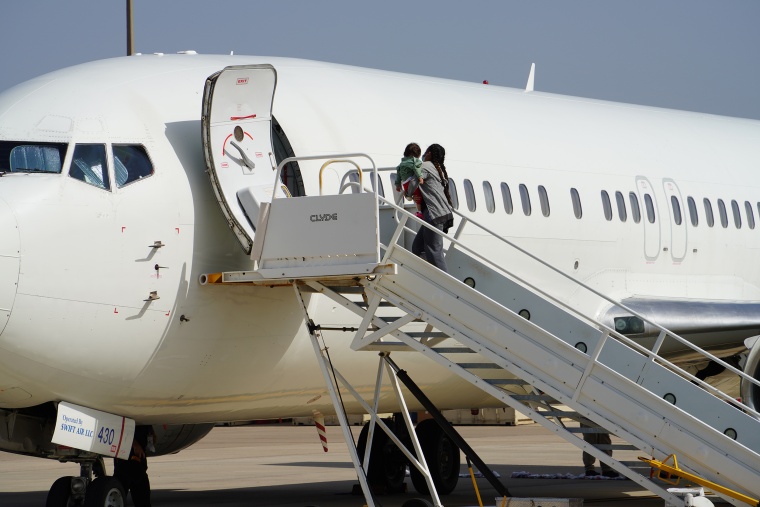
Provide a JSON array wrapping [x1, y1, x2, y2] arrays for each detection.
[[396, 156, 423, 209]]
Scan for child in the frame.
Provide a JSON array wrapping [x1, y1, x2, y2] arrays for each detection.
[[395, 142, 424, 218]]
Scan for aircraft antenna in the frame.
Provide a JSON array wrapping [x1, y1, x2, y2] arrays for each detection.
[[525, 62, 535, 92], [127, 0, 135, 56]]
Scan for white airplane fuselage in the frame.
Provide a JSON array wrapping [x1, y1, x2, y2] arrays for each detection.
[[0, 54, 759, 426]]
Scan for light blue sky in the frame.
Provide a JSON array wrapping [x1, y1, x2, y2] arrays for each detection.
[[2, 1, 759, 119]]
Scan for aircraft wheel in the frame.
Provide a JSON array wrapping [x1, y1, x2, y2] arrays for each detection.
[[410, 419, 460, 495], [357, 422, 408, 494], [46, 476, 73, 507], [84, 477, 126, 507]]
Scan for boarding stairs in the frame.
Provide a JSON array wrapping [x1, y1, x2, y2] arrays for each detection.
[[205, 154, 760, 507]]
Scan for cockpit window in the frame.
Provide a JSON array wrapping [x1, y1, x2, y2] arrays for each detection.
[[113, 144, 154, 187], [69, 144, 110, 190], [0, 141, 67, 173]]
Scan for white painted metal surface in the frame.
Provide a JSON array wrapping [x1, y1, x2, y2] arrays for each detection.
[[0, 52, 758, 435], [202, 64, 283, 253], [52, 402, 135, 460], [338, 196, 760, 505]]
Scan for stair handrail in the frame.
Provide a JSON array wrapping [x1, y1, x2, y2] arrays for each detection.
[[369, 188, 760, 417], [272, 153, 378, 201]]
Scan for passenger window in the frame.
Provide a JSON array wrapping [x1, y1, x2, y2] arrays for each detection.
[[463, 179, 476, 212], [501, 183, 513, 214], [601, 190, 612, 221], [69, 144, 110, 190], [449, 179, 459, 210], [538, 185, 550, 217], [670, 196, 682, 225], [615, 191, 627, 222], [5, 142, 67, 173], [519, 184, 531, 216], [483, 181, 495, 213], [570, 188, 582, 219], [644, 194, 655, 223], [629, 192, 641, 223], [687, 196, 698, 226], [731, 200, 741, 229], [704, 198, 714, 227], [113, 145, 154, 188], [745, 201, 755, 230], [717, 199, 728, 228]]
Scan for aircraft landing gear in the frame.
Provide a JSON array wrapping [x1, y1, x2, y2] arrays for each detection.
[[84, 477, 126, 507], [46, 476, 77, 506], [409, 419, 460, 495], [357, 418, 408, 494], [46, 458, 125, 507]]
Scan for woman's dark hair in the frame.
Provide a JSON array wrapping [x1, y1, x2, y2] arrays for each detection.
[[425, 143, 452, 207], [404, 142, 421, 158]]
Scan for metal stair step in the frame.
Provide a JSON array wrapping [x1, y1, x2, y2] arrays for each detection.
[[589, 444, 639, 451], [567, 427, 614, 434], [380, 316, 423, 323], [457, 363, 502, 369], [431, 347, 475, 353], [485, 379, 530, 386], [510, 394, 556, 401], [355, 301, 395, 308], [407, 331, 449, 338], [535, 410, 584, 419]]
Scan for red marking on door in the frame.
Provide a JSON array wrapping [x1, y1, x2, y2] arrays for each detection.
[[236, 78, 249, 85], [114, 308, 118, 314], [121, 227, 126, 233], [165, 312, 170, 316], [245, 132, 253, 140], [175, 228, 180, 234], [230, 114, 256, 120], [222, 133, 233, 156]]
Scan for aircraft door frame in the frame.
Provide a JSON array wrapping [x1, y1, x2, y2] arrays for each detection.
[[202, 65, 281, 255], [636, 176, 661, 261], [662, 178, 687, 262]]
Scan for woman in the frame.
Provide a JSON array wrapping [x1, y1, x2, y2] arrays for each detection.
[[411, 143, 454, 271]]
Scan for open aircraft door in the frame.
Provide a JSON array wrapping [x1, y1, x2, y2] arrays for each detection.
[[202, 65, 286, 254]]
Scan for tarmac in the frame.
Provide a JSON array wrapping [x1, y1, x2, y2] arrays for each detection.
[[0, 423, 727, 507]]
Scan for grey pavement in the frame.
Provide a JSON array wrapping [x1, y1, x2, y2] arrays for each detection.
[[0, 424, 724, 506]]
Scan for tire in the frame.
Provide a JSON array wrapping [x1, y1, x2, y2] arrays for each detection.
[[84, 477, 126, 507], [357, 421, 407, 494], [410, 419, 460, 495], [46, 476, 73, 507]]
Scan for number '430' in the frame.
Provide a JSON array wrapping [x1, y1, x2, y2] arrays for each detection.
[[98, 426, 115, 445]]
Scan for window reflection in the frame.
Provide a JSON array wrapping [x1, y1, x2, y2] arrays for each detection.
[[629, 192, 641, 223], [571, 188, 582, 219], [1, 141, 67, 173], [483, 181, 495, 213], [519, 184, 531, 216], [69, 144, 110, 190], [601, 190, 612, 221], [114, 145, 154, 188], [538, 185, 550, 217], [501, 183, 513, 214]]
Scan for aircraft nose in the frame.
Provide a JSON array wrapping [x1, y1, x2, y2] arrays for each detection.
[[0, 196, 19, 336]]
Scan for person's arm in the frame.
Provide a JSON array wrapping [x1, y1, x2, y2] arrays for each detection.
[[414, 161, 424, 184]]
